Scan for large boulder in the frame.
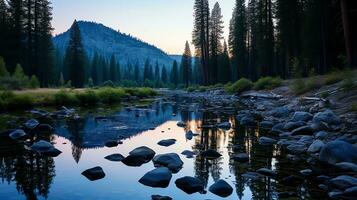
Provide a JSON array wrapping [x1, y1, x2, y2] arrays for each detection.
[[25, 119, 40, 130], [291, 125, 315, 136], [81, 167, 105, 181], [259, 137, 277, 145], [153, 153, 183, 173], [329, 175, 357, 190], [284, 121, 306, 131], [209, 179, 233, 197], [30, 140, 62, 157], [122, 146, 155, 166], [9, 129, 27, 140], [319, 141, 357, 165], [201, 149, 222, 159], [291, 112, 313, 122], [175, 176, 204, 194], [157, 139, 176, 147], [269, 106, 293, 118], [181, 150, 195, 158], [313, 109, 340, 125], [139, 167, 172, 188], [105, 154, 125, 162]]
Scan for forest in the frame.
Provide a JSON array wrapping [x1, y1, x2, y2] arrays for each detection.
[[0, 0, 356, 89]]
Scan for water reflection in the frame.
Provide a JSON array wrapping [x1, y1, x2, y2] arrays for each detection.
[[0, 98, 320, 200]]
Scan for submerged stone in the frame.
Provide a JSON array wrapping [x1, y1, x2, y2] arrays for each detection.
[[9, 129, 27, 140], [153, 153, 183, 173], [151, 195, 172, 200], [122, 146, 156, 166], [139, 167, 172, 188], [175, 176, 204, 194], [201, 149, 222, 159], [105, 154, 125, 162], [319, 140, 357, 165], [25, 119, 40, 129], [81, 167, 105, 181], [209, 179, 233, 197], [157, 139, 176, 147]]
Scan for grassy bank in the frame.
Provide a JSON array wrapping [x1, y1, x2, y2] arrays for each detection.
[[0, 87, 157, 111]]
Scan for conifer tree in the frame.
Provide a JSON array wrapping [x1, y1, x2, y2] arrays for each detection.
[[0, 56, 9, 77], [134, 61, 140, 83], [181, 41, 192, 87], [171, 61, 179, 87], [161, 65, 168, 84], [109, 54, 117, 82], [154, 61, 160, 81], [218, 40, 231, 83], [64, 20, 87, 88], [91, 52, 99, 85]]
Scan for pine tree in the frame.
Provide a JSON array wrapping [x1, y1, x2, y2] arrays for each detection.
[[154, 61, 160, 81], [0, 56, 9, 77], [90, 52, 99, 85], [218, 40, 231, 83], [116, 62, 121, 82], [209, 2, 224, 84], [181, 41, 192, 87], [64, 20, 87, 88], [193, 0, 210, 85], [134, 61, 140, 83], [171, 60, 179, 86], [109, 54, 117, 82], [161, 65, 168, 84], [143, 59, 152, 81]]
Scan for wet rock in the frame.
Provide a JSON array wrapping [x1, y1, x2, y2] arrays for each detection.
[[175, 176, 204, 194], [240, 116, 256, 127], [283, 121, 306, 131], [260, 121, 274, 130], [201, 149, 222, 159], [291, 125, 315, 136], [300, 169, 313, 176], [30, 109, 50, 117], [185, 131, 194, 140], [338, 186, 357, 200], [259, 137, 277, 145], [153, 153, 183, 173], [279, 132, 292, 138], [287, 142, 307, 154], [256, 168, 277, 177], [291, 111, 313, 122], [151, 195, 172, 200], [30, 140, 62, 157], [181, 150, 195, 158], [9, 129, 26, 140], [313, 109, 340, 125], [269, 106, 293, 118], [217, 122, 231, 130], [335, 162, 357, 172], [25, 119, 39, 129], [280, 175, 304, 186], [307, 140, 325, 153], [209, 179, 233, 197], [314, 131, 328, 140], [177, 121, 186, 127], [328, 175, 357, 190], [105, 154, 125, 162], [122, 146, 156, 166], [232, 153, 249, 162], [319, 140, 357, 165], [139, 167, 172, 188], [298, 136, 314, 145], [157, 139, 176, 147], [271, 123, 285, 134], [242, 172, 264, 181], [81, 167, 105, 181], [105, 140, 119, 148]]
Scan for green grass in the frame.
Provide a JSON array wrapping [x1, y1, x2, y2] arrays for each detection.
[[323, 69, 352, 85], [340, 78, 355, 92], [225, 78, 253, 94], [291, 76, 322, 95], [253, 77, 282, 90], [0, 87, 157, 111]]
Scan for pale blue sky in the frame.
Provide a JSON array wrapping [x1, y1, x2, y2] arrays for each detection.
[[52, 0, 235, 54]]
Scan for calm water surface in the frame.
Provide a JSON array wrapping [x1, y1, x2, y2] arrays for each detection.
[[0, 98, 318, 200]]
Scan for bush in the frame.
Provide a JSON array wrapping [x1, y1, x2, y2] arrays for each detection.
[[225, 78, 253, 94], [29, 75, 40, 89], [4, 94, 35, 109], [54, 90, 78, 106], [124, 87, 157, 98], [324, 69, 351, 85], [100, 80, 115, 88], [97, 87, 127, 104], [320, 91, 330, 99], [76, 90, 98, 106], [187, 86, 197, 92], [340, 78, 355, 92], [253, 77, 282, 90]]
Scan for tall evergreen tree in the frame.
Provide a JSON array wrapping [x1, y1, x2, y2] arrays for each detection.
[[209, 2, 224, 84], [109, 54, 117, 82], [90, 52, 99, 85], [134, 61, 140, 83], [63, 20, 87, 88], [154, 61, 160, 81], [218, 40, 231, 83], [171, 60, 179, 86], [161, 65, 168, 84], [193, 0, 210, 85], [181, 41, 192, 87]]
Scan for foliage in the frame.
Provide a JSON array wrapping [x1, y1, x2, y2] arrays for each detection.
[[323, 70, 350, 85], [97, 87, 127, 104], [225, 78, 253, 94], [253, 77, 282, 90], [0, 57, 9, 77], [291, 76, 321, 95], [340, 78, 355, 92], [0, 91, 34, 110], [54, 89, 79, 105], [76, 90, 98, 106], [29, 75, 40, 89]]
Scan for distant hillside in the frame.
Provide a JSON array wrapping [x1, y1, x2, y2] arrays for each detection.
[[53, 21, 174, 69]]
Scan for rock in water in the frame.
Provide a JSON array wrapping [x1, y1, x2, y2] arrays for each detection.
[[291, 125, 315, 135], [256, 168, 277, 177], [139, 167, 172, 188], [9, 129, 27, 140], [209, 179, 233, 197], [217, 122, 231, 130], [81, 167, 105, 181], [232, 153, 249, 162], [175, 176, 204, 194], [105, 140, 119, 148], [291, 111, 313, 122], [181, 150, 195, 158], [328, 175, 357, 190], [201, 149, 222, 159], [307, 140, 325, 153], [151, 195, 172, 200], [105, 154, 125, 162], [335, 162, 357, 172], [259, 137, 277, 145], [177, 121, 186, 127], [153, 153, 183, 173], [122, 146, 156, 166], [313, 109, 340, 125], [157, 139, 176, 147], [260, 121, 274, 130], [25, 119, 39, 129], [30, 140, 62, 157], [283, 121, 306, 131], [319, 140, 357, 165]]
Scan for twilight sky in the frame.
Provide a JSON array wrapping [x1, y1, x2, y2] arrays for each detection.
[[52, 0, 235, 55]]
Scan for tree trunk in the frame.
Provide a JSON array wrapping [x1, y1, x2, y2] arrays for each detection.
[[340, 0, 352, 66]]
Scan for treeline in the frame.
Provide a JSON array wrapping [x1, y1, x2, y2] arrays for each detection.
[[0, 0, 54, 87], [191, 0, 357, 86]]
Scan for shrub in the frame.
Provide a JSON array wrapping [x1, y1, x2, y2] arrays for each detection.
[[320, 91, 330, 99], [97, 87, 127, 103], [101, 80, 115, 88], [124, 87, 157, 98], [253, 77, 282, 90], [291, 79, 307, 95], [225, 78, 253, 94], [323, 69, 351, 85], [187, 86, 197, 92], [76, 90, 98, 106], [54, 90, 78, 106], [3, 94, 35, 110], [29, 75, 40, 89], [340, 78, 355, 92]]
